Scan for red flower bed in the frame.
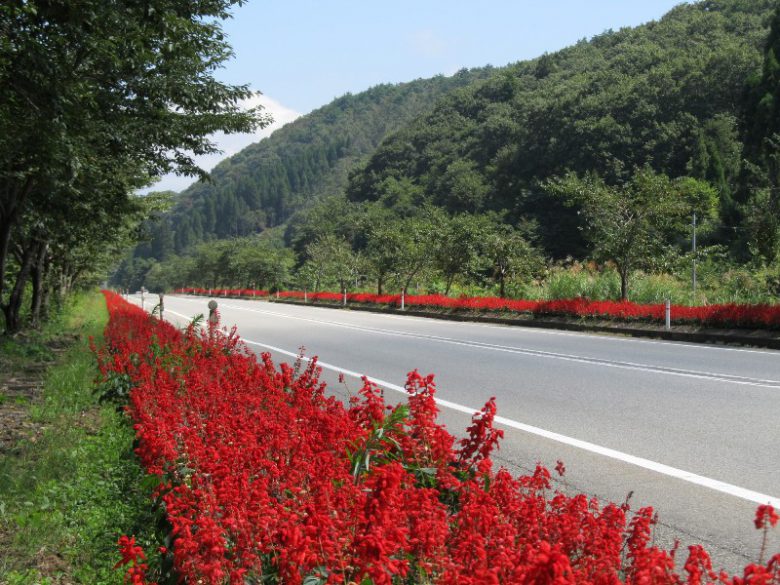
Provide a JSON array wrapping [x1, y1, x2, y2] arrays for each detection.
[[98, 291, 778, 584], [177, 287, 269, 298], [179, 288, 780, 330]]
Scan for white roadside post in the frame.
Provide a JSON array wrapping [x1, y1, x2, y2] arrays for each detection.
[[692, 211, 697, 303], [158, 293, 164, 320], [401, 290, 405, 311], [304, 289, 307, 303], [665, 298, 671, 331], [343, 288, 347, 307]]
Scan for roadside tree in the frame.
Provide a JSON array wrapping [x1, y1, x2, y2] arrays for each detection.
[[546, 168, 717, 300]]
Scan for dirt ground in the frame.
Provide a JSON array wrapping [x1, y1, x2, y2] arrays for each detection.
[[0, 337, 75, 455], [0, 368, 46, 454], [0, 334, 79, 584]]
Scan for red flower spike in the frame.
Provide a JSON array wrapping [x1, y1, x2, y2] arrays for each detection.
[[755, 505, 779, 530]]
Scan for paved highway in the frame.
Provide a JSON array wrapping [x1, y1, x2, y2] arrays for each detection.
[[131, 293, 780, 572]]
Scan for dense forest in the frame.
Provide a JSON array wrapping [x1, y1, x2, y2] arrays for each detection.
[[117, 0, 780, 304], [345, 0, 773, 254], [135, 69, 495, 256]]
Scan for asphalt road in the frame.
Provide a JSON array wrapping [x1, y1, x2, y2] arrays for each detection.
[[131, 293, 780, 573]]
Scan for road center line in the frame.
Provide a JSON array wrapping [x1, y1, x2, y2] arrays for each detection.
[[158, 306, 780, 507], [194, 299, 780, 389]]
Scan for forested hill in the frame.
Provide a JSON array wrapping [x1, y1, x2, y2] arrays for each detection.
[[346, 0, 776, 257], [138, 68, 495, 258]]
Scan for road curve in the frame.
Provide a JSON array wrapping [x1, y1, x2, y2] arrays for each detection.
[[132, 293, 780, 572]]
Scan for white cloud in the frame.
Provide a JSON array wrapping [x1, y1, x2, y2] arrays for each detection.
[[140, 93, 301, 193]]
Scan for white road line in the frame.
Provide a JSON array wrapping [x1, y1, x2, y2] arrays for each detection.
[[242, 337, 780, 508], [156, 306, 780, 507], [175, 298, 780, 389]]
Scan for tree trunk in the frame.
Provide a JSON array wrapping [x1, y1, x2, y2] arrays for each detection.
[[499, 273, 506, 299], [0, 178, 34, 303], [620, 269, 629, 301], [2, 244, 35, 333], [29, 242, 48, 328], [58, 270, 69, 303], [40, 277, 53, 323], [0, 219, 13, 303], [377, 274, 384, 296], [444, 275, 454, 296], [403, 272, 416, 298]]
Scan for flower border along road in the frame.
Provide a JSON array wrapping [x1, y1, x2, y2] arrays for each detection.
[[101, 290, 778, 584]]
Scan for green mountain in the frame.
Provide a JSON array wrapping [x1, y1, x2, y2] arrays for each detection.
[[345, 0, 777, 257], [134, 68, 495, 260]]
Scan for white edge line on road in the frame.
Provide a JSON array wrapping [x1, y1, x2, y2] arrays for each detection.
[[156, 303, 780, 508], [193, 299, 780, 389], [148, 310, 780, 508], [242, 337, 780, 509]]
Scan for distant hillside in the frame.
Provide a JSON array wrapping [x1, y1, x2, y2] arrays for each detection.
[[128, 0, 780, 276], [135, 68, 496, 259], [346, 0, 776, 257]]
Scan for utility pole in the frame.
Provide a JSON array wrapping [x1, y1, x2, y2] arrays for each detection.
[[692, 211, 697, 303]]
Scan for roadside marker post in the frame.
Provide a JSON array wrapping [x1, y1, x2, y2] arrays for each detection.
[[665, 298, 671, 331], [401, 290, 405, 311], [159, 293, 164, 319]]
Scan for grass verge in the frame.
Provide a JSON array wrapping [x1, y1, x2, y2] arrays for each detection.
[[0, 292, 153, 584]]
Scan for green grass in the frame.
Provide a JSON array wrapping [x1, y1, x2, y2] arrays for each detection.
[[0, 292, 153, 584], [350, 258, 780, 306], [500, 263, 780, 306]]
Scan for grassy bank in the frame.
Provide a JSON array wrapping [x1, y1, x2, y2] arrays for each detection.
[[0, 293, 152, 584]]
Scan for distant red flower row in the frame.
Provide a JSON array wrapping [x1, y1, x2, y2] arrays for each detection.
[[101, 291, 778, 584], [178, 287, 269, 298], [176, 287, 780, 329]]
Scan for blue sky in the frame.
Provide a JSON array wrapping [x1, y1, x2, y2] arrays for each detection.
[[221, 1, 686, 114], [150, 1, 686, 192]]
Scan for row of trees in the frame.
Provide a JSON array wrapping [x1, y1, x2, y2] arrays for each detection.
[[298, 211, 543, 298], [118, 166, 716, 303], [291, 168, 717, 300], [113, 208, 545, 298], [115, 238, 295, 294], [0, 0, 266, 333]]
